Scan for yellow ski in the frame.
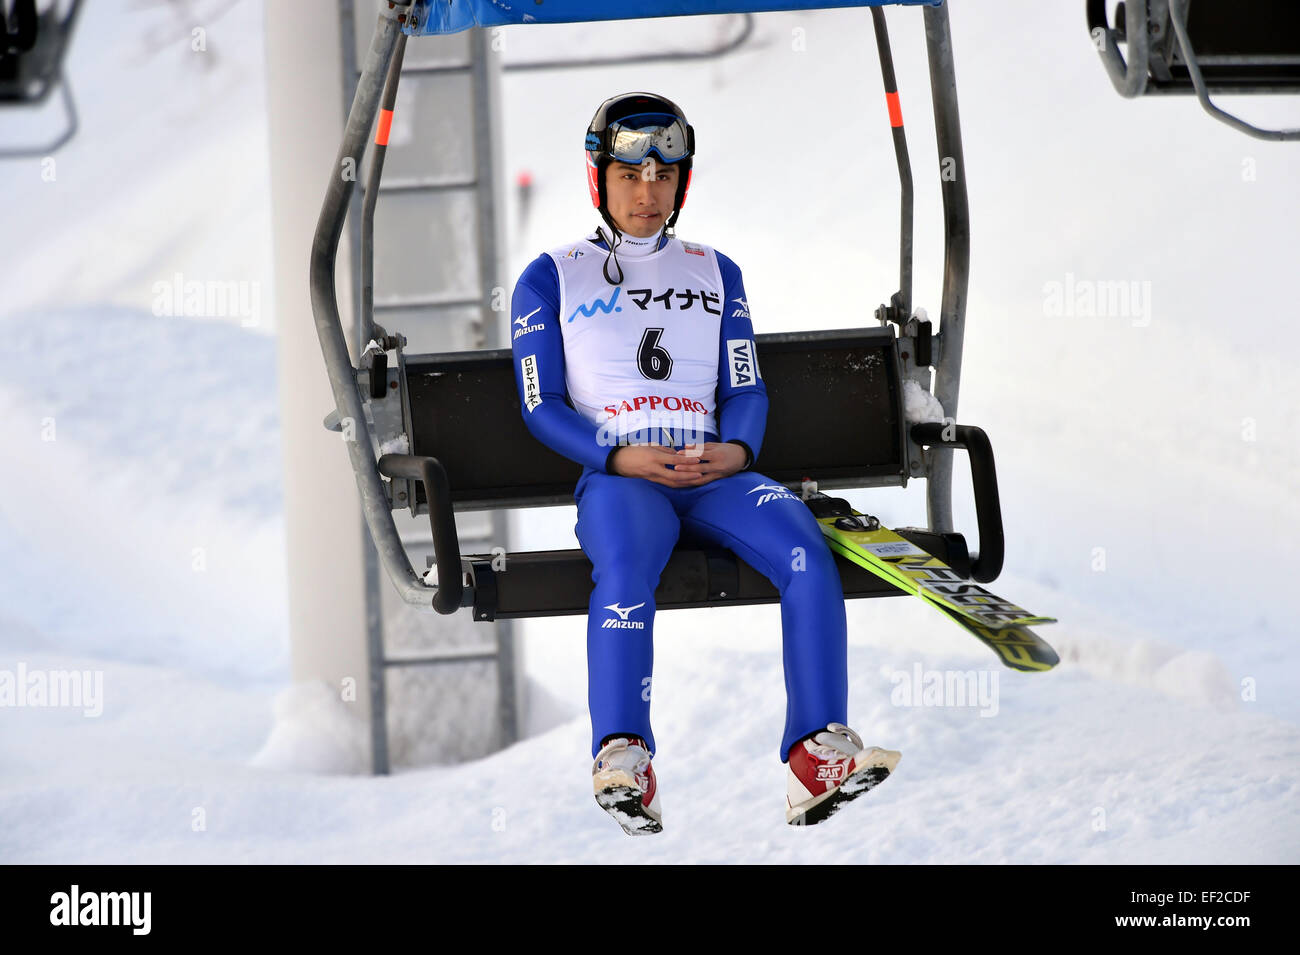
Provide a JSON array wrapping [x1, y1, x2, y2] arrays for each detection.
[[808, 497, 1059, 672]]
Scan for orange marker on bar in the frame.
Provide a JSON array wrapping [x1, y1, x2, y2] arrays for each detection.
[[886, 91, 903, 128]]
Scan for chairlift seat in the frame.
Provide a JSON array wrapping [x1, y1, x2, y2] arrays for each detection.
[[374, 327, 987, 620]]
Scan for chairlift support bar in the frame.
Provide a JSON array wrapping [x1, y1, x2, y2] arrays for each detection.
[[923, 1, 970, 534], [358, 26, 408, 355], [311, 0, 446, 610], [870, 7, 913, 322]]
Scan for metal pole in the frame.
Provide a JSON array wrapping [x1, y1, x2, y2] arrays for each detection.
[[468, 25, 521, 748], [361, 30, 409, 349], [922, 1, 970, 535], [870, 6, 913, 319]]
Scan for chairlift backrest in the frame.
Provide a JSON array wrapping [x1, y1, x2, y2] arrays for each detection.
[[400, 328, 907, 514]]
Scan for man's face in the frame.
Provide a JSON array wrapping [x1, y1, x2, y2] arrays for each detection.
[[604, 158, 680, 238]]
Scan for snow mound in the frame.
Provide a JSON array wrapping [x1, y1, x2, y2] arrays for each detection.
[[250, 681, 370, 776]]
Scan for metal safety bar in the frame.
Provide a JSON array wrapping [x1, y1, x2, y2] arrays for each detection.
[[310, 0, 449, 610], [374, 453, 464, 613]]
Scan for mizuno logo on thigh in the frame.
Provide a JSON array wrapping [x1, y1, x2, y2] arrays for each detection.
[[603, 601, 646, 629], [746, 482, 799, 507]]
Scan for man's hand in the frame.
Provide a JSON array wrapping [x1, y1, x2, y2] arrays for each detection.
[[610, 442, 746, 487]]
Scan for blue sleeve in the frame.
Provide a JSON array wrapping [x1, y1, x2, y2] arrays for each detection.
[[511, 254, 620, 474], [714, 250, 768, 470]]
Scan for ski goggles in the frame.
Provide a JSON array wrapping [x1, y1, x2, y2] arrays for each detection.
[[587, 112, 694, 164]]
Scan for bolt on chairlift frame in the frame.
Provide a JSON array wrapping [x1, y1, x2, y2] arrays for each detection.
[[310, 0, 980, 616]]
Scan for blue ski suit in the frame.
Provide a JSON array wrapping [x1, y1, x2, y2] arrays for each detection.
[[510, 228, 847, 763]]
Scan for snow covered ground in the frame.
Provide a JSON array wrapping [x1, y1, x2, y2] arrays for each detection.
[[1, 0, 1297, 863]]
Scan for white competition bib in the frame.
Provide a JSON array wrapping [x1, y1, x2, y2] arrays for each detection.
[[543, 234, 725, 445]]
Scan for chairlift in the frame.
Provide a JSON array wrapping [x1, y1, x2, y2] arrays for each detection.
[[311, 0, 1005, 629], [1087, 0, 1300, 141], [0, 0, 82, 158]]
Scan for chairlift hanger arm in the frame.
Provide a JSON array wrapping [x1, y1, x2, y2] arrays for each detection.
[[310, 0, 456, 610], [870, 6, 913, 322]]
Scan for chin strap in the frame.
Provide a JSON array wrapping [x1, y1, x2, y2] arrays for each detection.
[[596, 218, 670, 286], [598, 221, 625, 286]]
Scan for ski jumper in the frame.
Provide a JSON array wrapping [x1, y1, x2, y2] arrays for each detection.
[[510, 228, 848, 763]]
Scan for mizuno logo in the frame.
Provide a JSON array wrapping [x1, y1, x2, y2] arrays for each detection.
[[568, 287, 623, 323], [602, 601, 646, 629], [513, 306, 545, 339], [731, 297, 750, 319], [747, 482, 798, 507], [604, 601, 645, 620]]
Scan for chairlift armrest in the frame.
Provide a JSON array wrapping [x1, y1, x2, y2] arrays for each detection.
[[1086, 0, 1150, 98], [909, 422, 1004, 583], [376, 453, 463, 614]]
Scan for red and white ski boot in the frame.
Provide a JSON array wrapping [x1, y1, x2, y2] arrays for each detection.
[[786, 723, 900, 826], [592, 736, 662, 836]]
